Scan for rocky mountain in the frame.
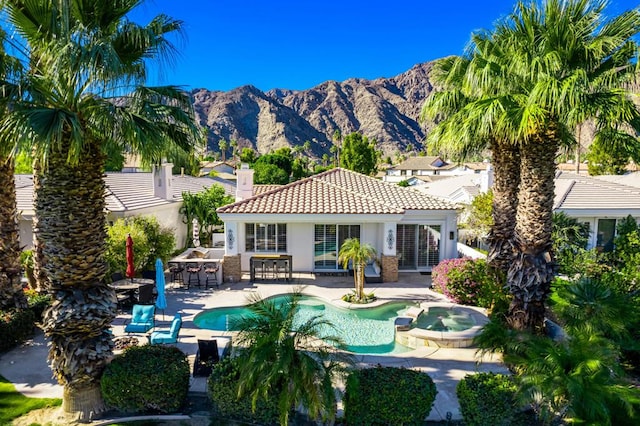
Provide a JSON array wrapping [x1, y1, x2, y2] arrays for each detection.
[[191, 62, 437, 159]]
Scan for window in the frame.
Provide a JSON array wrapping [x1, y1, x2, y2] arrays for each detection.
[[596, 219, 616, 253], [314, 224, 360, 270], [245, 223, 287, 252]]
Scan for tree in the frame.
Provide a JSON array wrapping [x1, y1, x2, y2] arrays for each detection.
[[218, 138, 228, 162], [586, 134, 640, 175], [239, 147, 257, 164], [425, 0, 640, 333], [179, 185, 234, 248], [552, 212, 589, 275], [253, 162, 289, 184], [231, 292, 353, 425], [494, 0, 640, 332], [0, 26, 27, 311], [1, 0, 202, 417], [339, 132, 378, 176], [332, 129, 341, 166], [421, 45, 522, 279], [461, 190, 494, 243], [230, 139, 238, 161], [338, 238, 377, 302]]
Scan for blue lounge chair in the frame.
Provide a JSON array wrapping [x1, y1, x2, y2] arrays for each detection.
[[149, 314, 182, 344], [124, 304, 155, 334]]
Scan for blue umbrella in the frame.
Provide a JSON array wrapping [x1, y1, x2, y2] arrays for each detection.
[[155, 258, 167, 320]]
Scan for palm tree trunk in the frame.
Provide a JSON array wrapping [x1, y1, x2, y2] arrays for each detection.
[[37, 140, 117, 419], [507, 132, 557, 333], [486, 140, 520, 277], [0, 157, 28, 310], [32, 159, 48, 293]]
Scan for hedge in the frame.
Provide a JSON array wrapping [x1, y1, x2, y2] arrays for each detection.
[[343, 366, 437, 425], [101, 345, 190, 414], [0, 308, 35, 353], [457, 372, 518, 426]]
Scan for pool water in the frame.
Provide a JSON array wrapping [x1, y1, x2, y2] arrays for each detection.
[[415, 306, 475, 331], [194, 295, 415, 354]]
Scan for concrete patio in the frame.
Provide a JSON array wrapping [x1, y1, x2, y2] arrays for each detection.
[[0, 272, 509, 422]]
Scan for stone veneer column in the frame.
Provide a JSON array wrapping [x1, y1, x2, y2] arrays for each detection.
[[222, 254, 241, 283], [381, 255, 398, 282]]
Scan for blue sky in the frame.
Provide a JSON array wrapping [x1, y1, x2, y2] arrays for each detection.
[[132, 0, 639, 92]]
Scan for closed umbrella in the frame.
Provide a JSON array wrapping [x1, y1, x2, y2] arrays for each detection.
[[155, 258, 167, 320], [125, 234, 135, 281]]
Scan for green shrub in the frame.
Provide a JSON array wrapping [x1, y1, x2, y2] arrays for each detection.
[[0, 308, 36, 352], [24, 289, 51, 322], [101, 345, 189, 414], [431, 257, 506, 309], [208, 356, 280, 425], [343, 366, 436, 425], [457, 372, 518, 426], [105, 216, 175, 277]]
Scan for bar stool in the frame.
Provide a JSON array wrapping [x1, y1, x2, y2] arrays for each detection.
[[204, 263, 220, 289], [186, 263, 202, 289], [168, 263, 185, 288]]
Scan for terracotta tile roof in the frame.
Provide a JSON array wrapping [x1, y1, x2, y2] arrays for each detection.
[[253, 184, 283, 195], [217, 168, 457, 215]]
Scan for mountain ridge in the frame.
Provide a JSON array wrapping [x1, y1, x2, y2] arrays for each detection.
[[191, 62, 437, 158]]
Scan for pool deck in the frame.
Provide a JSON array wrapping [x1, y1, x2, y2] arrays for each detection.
[[0, 272, 509, 423]]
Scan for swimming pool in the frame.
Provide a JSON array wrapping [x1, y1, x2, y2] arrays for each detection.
[[193, 295, 416, 354]]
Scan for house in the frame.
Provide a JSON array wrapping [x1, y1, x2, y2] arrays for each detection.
[[554, 171, 640, 251], [199, 160, 237, 180], [383, 156, 490, 184], [217, 166, 460, 283], [15, 164, 235, 249], [415, 167, 640, 252]]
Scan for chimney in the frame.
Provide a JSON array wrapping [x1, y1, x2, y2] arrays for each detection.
[[153, 163, 173, 200], [479, 164, 494, 193], [235, 163, 254, 201]]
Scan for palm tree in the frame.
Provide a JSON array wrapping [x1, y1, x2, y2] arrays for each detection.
[[494, 0, 640, 332], [218, 138, 228, 162], [0, 27, 27, 310], [1, 0, 202, 418], [421, 40, 522, 278], [232, 292, 353, 426], [338, 238, 376, 302], [427, 0, 640, 332]]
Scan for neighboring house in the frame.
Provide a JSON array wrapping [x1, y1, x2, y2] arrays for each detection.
[[383, 156, 490, 184], [416, 168, 640, 252], [199, 160, 237, 180], [217, 166, 460, 282], [15, 163, 235, 249], [413, 167, 494, 205], [554, 171, 640, 251]]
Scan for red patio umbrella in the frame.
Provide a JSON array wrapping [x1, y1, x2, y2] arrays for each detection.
[[125, 234, 135, 281]]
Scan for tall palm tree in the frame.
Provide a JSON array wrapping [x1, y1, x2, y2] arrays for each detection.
[[1, 0, 202, 418], [0, 26, 27, 310], [338, 238, 376, 302], [494, 0, 640, 332], [421, 38, 522, 278], [427, 0, 640, 332], [232, 292, 353, 426]]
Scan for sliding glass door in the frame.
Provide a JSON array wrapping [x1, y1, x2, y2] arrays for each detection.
[[314, 224, 360, 270], [397, 224, 441, 270]]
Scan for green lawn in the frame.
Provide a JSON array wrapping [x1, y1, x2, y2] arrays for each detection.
[[0, 375, 61, 425]]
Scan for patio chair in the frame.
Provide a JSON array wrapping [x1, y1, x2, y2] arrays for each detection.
[[192, 339, 220, 377], [186, 263, 202, 289], [168, 262, 185, 288], [136, 283, 155, 304], [111, 271, 124, 282], [204, 263, 219, 289], [124, 304, 155, 333], [149, 313, 182, 344], [141, 270, 156, 283]]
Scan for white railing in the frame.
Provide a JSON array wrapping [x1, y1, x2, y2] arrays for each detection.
[[456, 242, 487, 259]]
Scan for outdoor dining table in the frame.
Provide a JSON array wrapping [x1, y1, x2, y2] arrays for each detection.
[[249, 255, 293, 282], [109, 278, 155, 305]]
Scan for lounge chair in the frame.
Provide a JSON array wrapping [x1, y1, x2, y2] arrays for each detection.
[[364, 261, 382, 283], [192, 339, 220, 377], [149, 313, 182, 344], [124, 304, 155, 333]]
